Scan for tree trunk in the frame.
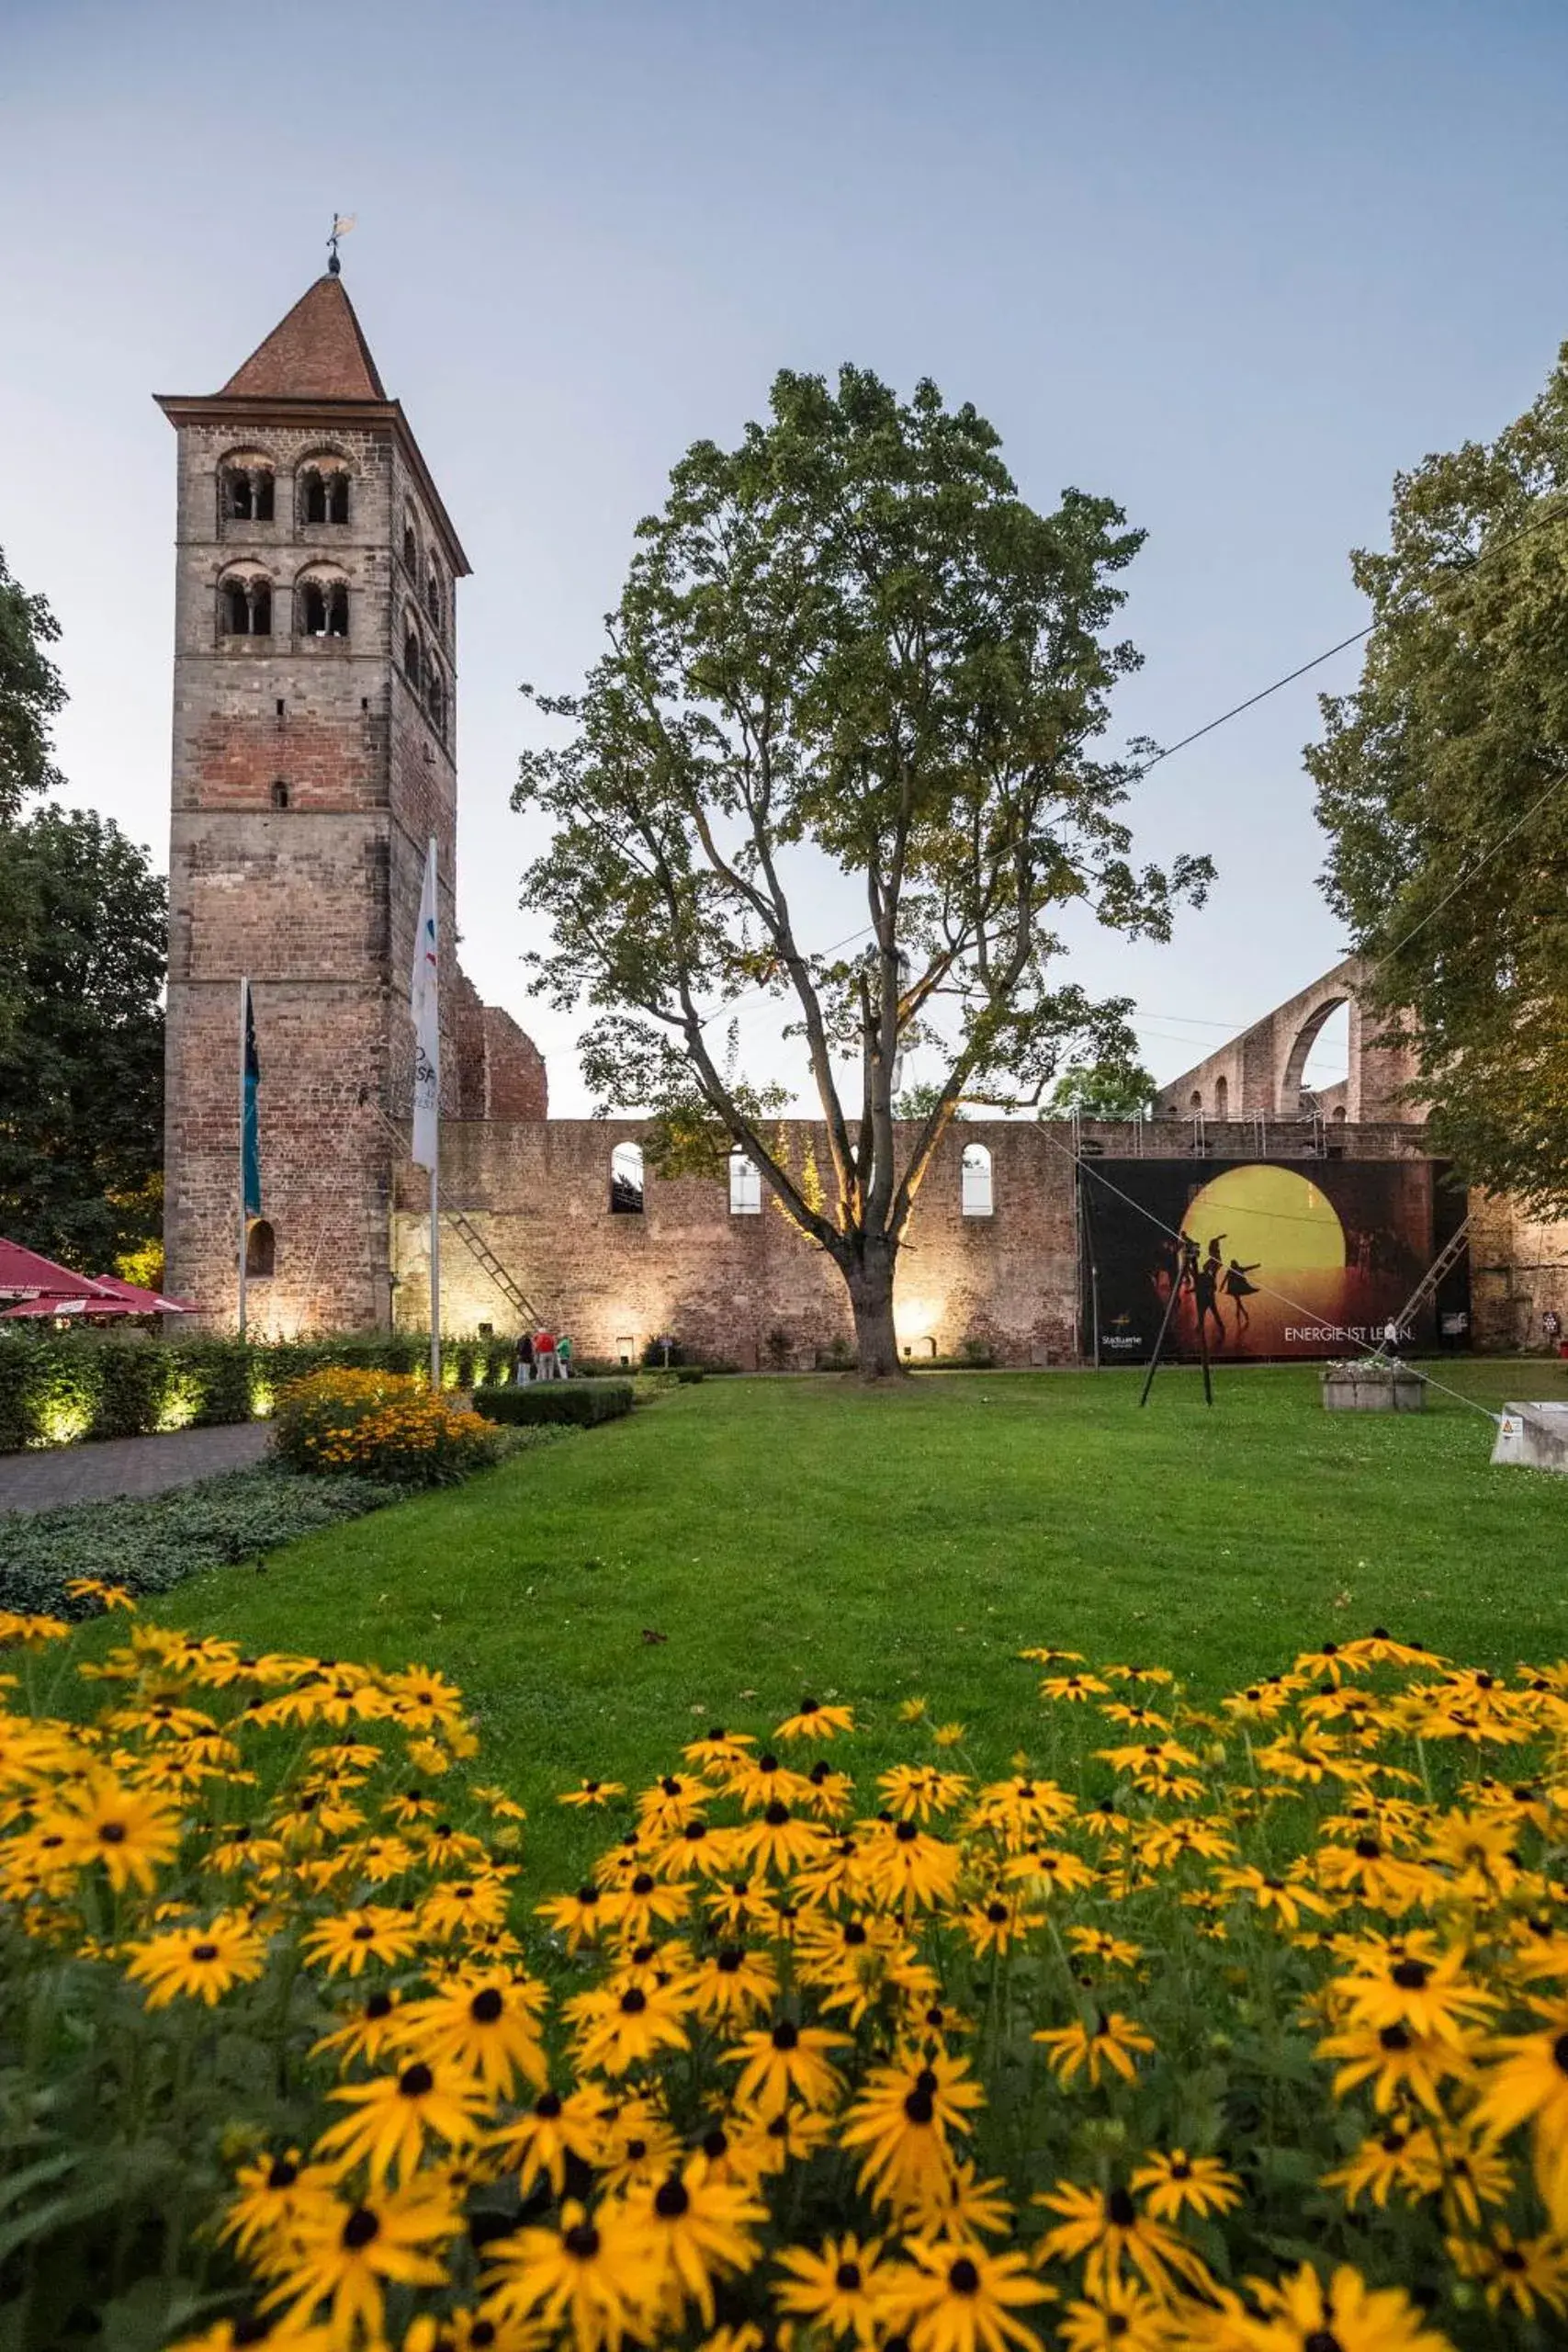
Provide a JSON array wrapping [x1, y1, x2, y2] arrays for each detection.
[[845, 1247, 906, 1381]]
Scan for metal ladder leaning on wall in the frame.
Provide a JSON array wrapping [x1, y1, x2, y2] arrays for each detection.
[[1380, 1214, 1472, 1352], [444, 1211, 545, 1330]]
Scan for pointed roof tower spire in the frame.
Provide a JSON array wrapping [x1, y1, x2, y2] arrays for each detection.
[[218, 274, 386, 402]]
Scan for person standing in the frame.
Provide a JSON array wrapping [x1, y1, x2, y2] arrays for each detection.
[[557, 1333, 573, 1379], [514, 1330, 535, 1384], [534, 1326, 558, 1379], [1382, 1316, 1401, 1357]]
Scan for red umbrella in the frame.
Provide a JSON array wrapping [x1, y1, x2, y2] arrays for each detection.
[[87, 1274, 198, 1315], [0, 1237, 111, 1302]]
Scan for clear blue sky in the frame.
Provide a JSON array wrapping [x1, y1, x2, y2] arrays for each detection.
[[5, 0, 1565, 1109]]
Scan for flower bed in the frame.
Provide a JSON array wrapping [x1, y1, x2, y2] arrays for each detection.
[[272, 1368, 502, 1484], [2, 1603, 1565, 2349]]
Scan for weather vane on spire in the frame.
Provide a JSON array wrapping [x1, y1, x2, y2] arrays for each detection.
[[327, 213, 356, 276]]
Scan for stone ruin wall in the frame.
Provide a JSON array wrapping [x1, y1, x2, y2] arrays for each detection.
[[389, 1115, 1433, 1369]]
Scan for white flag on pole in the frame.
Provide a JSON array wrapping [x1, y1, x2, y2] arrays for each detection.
[[411, 839, 440, 1171]]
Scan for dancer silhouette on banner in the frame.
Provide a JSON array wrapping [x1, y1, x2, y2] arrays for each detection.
[[1223, 1257, 1262, 1336]]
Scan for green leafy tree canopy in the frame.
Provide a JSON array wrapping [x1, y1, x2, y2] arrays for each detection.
[[0, 805, 166, 1271], [516, 366, 1211, 1373], [1308, 343, 1568, 1216], [0, 544, 65, 820], [1046, 1058, 1157, 1121]]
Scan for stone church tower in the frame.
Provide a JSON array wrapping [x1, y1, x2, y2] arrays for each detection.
[[157, 267, 478, 1334]]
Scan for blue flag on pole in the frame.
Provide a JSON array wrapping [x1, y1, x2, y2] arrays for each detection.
[[242, 979, 262, 1216]]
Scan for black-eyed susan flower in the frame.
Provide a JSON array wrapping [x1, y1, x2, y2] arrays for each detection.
[[558, 1777, 626, 1808], [256, 2178, 457, 2336], [959, 1894, 1041, 1961], [1031, 2182, 1212, 2301], [220, 2148, 338, 2263], [1317, 2017, 1473, 2117], [1127, 2150, 1241, 2223], [859, 1816, 962, 1909], [774, 2233, 890, 2345], [1033, 2010, 1153, 2089], [840, 2049, 984, 2205], [597, 2098, 683, 2194], [903, 2159, 1014, 2243], [1472, 2000, 1568, 2221], [622, 2158, 769, 2325], [487, 2085, 605, 2197], [1213, 2259, 1452, 2351], [419, 1871, 513, 1940], [1328, 1939, 1496, 2045], [567, 1980, 693, 2076], [480, 2199, 656, 2352], [126, 1913, 267, 2007], [721, 2015, 851, 2116], [1447, 2224, 1568, 2321], [1065, 1926, 1142, 1971], [395, 1969, 548, 2095], [311, 1988, 405, 2068], [537, 1883, 612, 1950], [302, 1905, 422, 1977], [315, 2059, 490, 2184], [40, 1770, 180, 1893], [875, 2236, 1054, 2352], [774, 1698, 855, 1742], [686, 1943, 780, 2026], [1055, 2273, 1171, 2351]]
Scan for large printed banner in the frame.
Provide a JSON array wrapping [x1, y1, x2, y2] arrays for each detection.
[[1082, 1159, 1467, 1363]]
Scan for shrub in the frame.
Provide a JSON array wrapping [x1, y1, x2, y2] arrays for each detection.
[[0, 1464, 401, 1618], [675, 1366, 706, 1385], [2, 1609, 1565, 2350], [471, 1376, 635, 1428], [272, 1367, 500, 1484]]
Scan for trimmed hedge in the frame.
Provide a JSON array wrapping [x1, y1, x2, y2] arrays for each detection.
[[470, 1377, 635, 1429], [0, 1330, 518, 1453]]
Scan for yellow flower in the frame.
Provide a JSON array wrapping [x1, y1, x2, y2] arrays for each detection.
[[302, 1905, 423, 1976], [774, 2233, 890, 2344], [622, 2157, 768, 2324], [1447, 2224, 1568, 2320], [1065, 1926, 1142, 1971], [773, 1698, 856, 1741], [485, 2084, 605, 2198], [394, 1969, 549, 2096], [1031, 2182, 1212, 2302], [1033, 2009, 1154, 2088], [1055, 2274, 1172, 2351], [39, 1770, 180, 1892], [315, 2059, 490, 2185], [126, 1913, 268, 2007], [685, 1943, 780, 2025], [720, 2016, 852, 2116], [257, 2178, 457, 2335], [1127, 2150, 1241, 2223], [567, 1980, 693, 2076], [220, 2148, 339, 2262], [481, 2198, 656, 2352], [840, 2050, 985, 2207], [1206, 2259, 1454, 2352], [876, 2237, 1054, 2352], [1471, 2002, 1568, 2221]]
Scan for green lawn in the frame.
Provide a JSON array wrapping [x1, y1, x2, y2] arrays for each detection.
[[124, 1363, 1568, 1883]]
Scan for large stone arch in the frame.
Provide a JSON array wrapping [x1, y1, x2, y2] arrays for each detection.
[[1151, 956, 1422, 1125]]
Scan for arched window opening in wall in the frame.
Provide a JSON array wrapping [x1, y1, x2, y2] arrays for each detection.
[[299, 576, 349, 639], [1297, 999, 1350, 1109], [961, 1142, 993, 1217], [903, 1335, 937, 1360], [244, 1219, 276, 1278], [218, 571, 272, 637], [729, 1148, 762, 1215], [403, 514, 419, 574], [427, 671, 446, 738], [1189, 1090, 1203, 1114], [299, 460, 350, 526], [221, 458, 275, 524], [1213, 1075, 1228, 1118], [270, 780, 289, 809], [425, 565, 442, 628], [610, 1141, 645, 1215], [404, 628, 423, 690]]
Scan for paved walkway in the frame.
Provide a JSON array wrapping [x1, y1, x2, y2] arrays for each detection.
[[0, 1421, 272, 1515]]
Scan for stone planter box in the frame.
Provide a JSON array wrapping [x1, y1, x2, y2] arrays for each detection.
[[1321, 1364, 1426, 1413]]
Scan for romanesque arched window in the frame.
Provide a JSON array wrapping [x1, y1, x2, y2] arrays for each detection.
[[1213, 1075, 1228, 1118], [299, 454, 350, 526], [270, 780, 289, 809], [220, 454, 275, 525], [425, 563, 442, 629], [244, 1219, 276, 1278], [427, 670, 446, 739], [728, 1148, 762, 1215], [403, 510, 420, 577], [298, 571, 349, 639], [961, 1142, 992, 1217], [218, 567, 272, 637], [610, 1141, 645, 1215], [404, 628, 423, 691]]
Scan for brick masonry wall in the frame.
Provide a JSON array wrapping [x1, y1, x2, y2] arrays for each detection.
[[164, 413, 462, 1333], [1468, 1192, 1568, 1352], [389, 1116, 1437, 1365]]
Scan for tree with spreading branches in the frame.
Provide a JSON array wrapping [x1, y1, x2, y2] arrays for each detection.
[[516, 367, 1211, 1375]]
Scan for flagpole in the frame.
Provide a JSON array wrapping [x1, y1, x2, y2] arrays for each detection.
[[427, 839, 441, 1394], [237, 976, 249, 1341]]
